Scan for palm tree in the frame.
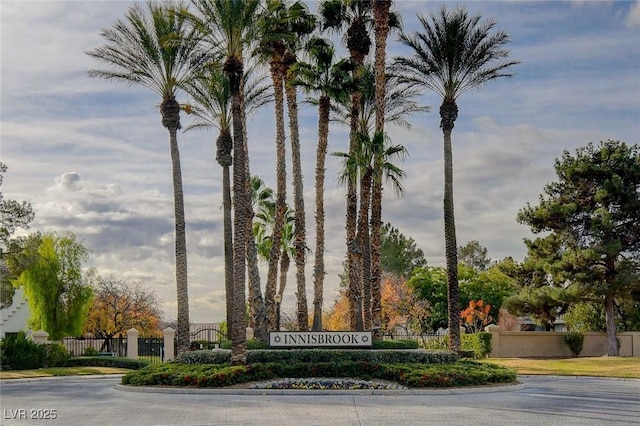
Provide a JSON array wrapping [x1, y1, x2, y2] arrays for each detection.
[[334, 131, 408, 331], [393, 6, 519, 352], [333, 64, 427, 330], [251, 182, 294, 331], [320, 0, 373, 331], [87, 1, 201, 355], [183, 64, 272, 343], [290, 37, 352, 331], [281, 2, 316, 332], [256, 0, 292, 330], [191, 0, 260, 365], [371, 0, 396, 340]]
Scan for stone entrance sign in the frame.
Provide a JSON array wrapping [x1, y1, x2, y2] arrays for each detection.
[[269, 331, 372, 348]]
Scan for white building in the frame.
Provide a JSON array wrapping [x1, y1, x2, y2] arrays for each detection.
[[0, 287, 31, 338]]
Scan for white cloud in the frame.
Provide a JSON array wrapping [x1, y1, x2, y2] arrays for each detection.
[[626, 0, 640, 27], [1, 1, 639, 323]]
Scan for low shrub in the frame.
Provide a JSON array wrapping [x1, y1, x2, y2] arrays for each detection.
[[421, 333, 492, 358], [178, 349, 231, 365], [461, 333, 492, 358], [121, 359, 516, 388], [564, 332, 584, 357], [176, 348, 457, 365], [45, 343, 71, 367], [67, 356, 149, 370], [0, 331, 46, 371], [82, 347, 99, 356], [373, 339, 419, 349], [190, 340, 223, 350], [220, 339, 269, 350]]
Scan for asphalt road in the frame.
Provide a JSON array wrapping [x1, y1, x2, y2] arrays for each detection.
[[1, 375, 639, 426]]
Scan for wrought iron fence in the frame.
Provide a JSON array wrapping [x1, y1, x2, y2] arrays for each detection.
[[63, 337, 127, 357], [383, 332, 448, 348], [138, 337, 164, 364]]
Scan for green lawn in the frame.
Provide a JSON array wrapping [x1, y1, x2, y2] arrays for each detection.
[[0, 366, 130, 379], [481, 357, 640, 379]]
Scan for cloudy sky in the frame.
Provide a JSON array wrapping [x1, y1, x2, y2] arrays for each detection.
[[1, 1, 639, 323]]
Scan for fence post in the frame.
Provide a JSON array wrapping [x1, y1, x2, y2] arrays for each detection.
[[126, 328, 139, 359], [31, 330, 49, 345], [163, 327, 176, 361], [246, 327, 254, 341]]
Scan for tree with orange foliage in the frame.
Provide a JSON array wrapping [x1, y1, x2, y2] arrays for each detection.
[[322, 290, 351, 331], [460, 299, 492, 333], [381, 275, 430, 336], [84, 275, 163, 339]]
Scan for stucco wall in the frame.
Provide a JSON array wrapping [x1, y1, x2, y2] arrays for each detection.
[[486, 328, 638, 358]]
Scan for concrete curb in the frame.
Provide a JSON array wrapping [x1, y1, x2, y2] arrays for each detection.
[[114, 381, 527, 396]]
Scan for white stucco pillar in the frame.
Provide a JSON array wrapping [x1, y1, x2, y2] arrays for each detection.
[[485, 324, 500, 358], [163, 327, 176, 361], [31, 329, 49, 344], [126, 328, 139, 359]]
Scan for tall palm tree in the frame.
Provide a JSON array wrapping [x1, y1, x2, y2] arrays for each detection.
[[290, 37, 352, 331], [251, 183, 295, 331], [371, 0, 396, 340], [191, 0, 260, 365], [333, 64, 427, 330], [183, 65, 271, 343], [334, 131, 409, 330], [393, 6, 519, 352], [282, 1, 316, 332], [87, 1, 201, 355], [256, 0, 292, 330], [320, 0, 373, 331]]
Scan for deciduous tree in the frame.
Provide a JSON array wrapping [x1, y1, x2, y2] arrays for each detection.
[[84, 276, 163, 339], [0, 163, 35, 308], [14, 233, 93, 340]]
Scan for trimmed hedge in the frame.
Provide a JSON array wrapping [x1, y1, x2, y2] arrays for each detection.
[[373, 339, 419, 349], [423, 333, 492, 359], [461, 333, 492, 358], [220, 339, 269, 350], [122, 359, 516, 388], [177, 348, 457, 365], [66, 356, 149, 370]]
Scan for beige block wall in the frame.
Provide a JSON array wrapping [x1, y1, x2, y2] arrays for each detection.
[[487, 330, 639, 358]]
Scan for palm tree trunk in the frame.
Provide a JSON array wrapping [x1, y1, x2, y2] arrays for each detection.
[[358, 169, 373, 330], [265, 65, 287, 331], [370, 176, 383, 338], [222, 164, 234, 335], [373, 0, 390, 134], [441, 98, 460, 354], [443, 132, 460, 354], [216, 130, 234, 339], [285, 83, 309, 331], [278, 251, 290, 328], [241, 91, 268, 344], [371, 0, 391, 341], [162, 98, 190, 355], [347, 91, 363, 332], [226, 56, 248, 365], [312, 95, 330, 331]]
